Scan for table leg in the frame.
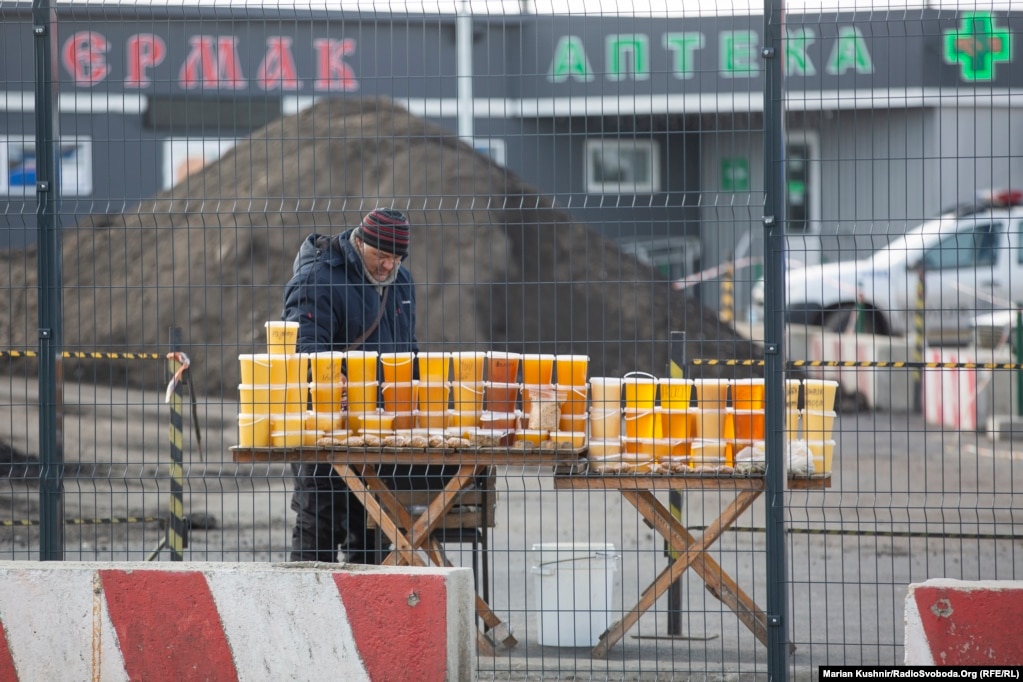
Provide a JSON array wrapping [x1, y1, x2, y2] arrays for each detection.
[[425, 537, 519, 650], [334, 463, 423, 567], [630, 489, 771, 648], [380, 465, 479, 566], [592, 489, 761, 659], [406, 467, 479, 552], [338, 463, 517, 651]]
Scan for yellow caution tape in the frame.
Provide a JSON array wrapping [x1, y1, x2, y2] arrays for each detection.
[[0, 350, 162, 360], [692, 358, 1023, 371]]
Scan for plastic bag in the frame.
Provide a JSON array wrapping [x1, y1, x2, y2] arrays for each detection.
[[786, 439, 815, 476], [734, 441, 766, 475], [525, 384, 567, 431]]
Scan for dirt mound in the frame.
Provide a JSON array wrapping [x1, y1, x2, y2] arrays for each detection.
[[0, 97, 757, 396], [0, 440, 39, 481]]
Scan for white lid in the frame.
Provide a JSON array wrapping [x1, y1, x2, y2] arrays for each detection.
[[531, 542, 617, 566]]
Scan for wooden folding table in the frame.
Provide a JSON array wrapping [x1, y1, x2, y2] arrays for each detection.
[[552, 471, 831, 659], [232, 444, 585, 654]]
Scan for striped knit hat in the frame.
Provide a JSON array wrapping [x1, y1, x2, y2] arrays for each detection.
[[357, 208, 411, 257]]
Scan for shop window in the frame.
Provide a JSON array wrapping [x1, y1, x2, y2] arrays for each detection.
[[585, 139, 660, 194]]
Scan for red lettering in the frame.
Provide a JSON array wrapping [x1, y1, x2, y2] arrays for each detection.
[[61, 31, 110, 86], [313, 38, 358, 91], [125, 33, 166, 88], [178, 35, 246, 89], [257, 36, 301, 91]]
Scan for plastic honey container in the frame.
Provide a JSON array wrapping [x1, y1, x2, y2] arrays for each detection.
[[557, 383, 589, 416], [446, 410, 482, 429], [805, 439, 836, 474], [515, 429, 548, 447], [391, 410, 418, 430], [587, 438, 623, 457], [558, 412, 589, 434], [359, 409, 395, 436], [689, 439, 727, 466], [417, 411, 448, 429], [271, 430, 318, 448], [307, 410, 344, 432], [270, 413, 307, 433], [589, 408, 622, 439], [480, 411, 522, 431], [549, 430, 586, 449], [237, 414, 270, 448]]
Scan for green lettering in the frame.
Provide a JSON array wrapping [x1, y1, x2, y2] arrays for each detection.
[[547, 35, 594, 83], [826, 27, 874, 75], [785, 28, 816, 76], [607, 34, 650, 81], [721, 30, 759, 78], [663, 32, 705, 79]]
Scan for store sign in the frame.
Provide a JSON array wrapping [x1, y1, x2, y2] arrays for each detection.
[[721, 158, 749, 192], [943, 12, 1012, 81], [60, 30, 359, 91], [547, 27, 875, 82]]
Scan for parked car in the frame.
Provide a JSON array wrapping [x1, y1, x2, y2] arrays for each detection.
[[754, 190, 1023, 342], [973, 309, 1016, 350]]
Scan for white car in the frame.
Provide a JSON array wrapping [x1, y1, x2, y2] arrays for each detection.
[[972, 309, 1016, 350], [758, 191, 1023, 341]]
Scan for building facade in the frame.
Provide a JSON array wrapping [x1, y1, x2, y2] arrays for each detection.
[[3, 7, 1022, 311]]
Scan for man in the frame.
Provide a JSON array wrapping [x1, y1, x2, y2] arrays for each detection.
[[282, 207, 421, 563]]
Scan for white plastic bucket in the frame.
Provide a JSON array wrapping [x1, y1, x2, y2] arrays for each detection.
[[530, 542, 618, 647]]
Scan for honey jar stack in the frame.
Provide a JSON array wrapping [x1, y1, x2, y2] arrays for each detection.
[[480, 351, 522, 442], [305, 350, 348, 442], [586, 373, 697, 474], [585, 376, 624, 470], [379, 352, 418, 430], [237, 321, 317, 448], [450, 351, 486, 431], [550, 354, 590, 449], [416, 352, 451, 429], [796, 378, 838, 474]]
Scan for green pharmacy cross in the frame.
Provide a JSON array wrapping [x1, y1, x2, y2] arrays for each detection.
[[944, 12, 1012, 81]]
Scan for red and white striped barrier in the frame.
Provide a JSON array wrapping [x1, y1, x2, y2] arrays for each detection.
[[807, 332, 877, 407], [922, 349, 979, 431], [905, 579, 1023, 664], [0, 561, 474, 681]]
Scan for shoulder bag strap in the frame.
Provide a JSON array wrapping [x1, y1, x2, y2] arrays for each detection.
[[345, 286, 389, 353]]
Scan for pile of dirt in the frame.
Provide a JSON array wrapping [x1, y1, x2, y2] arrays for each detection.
[[0, 97, 758, 397], [0, 441, 39, 481]]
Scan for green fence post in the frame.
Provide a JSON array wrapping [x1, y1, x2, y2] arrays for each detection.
[[1016, 306, 1023, 418]]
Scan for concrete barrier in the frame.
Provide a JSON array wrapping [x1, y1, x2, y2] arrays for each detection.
[[905, 578, 1023, 664], [0, 561, 475, 681]]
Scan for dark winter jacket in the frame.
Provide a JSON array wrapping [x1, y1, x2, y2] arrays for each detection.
[[282, 230, 419, 360]]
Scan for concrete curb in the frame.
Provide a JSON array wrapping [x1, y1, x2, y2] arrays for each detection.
[[0, 561, 475, 681], [905, 578, 1023, 664]]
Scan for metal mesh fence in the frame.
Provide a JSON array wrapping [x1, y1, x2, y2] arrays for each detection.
[[2, 0, 1022, 678]]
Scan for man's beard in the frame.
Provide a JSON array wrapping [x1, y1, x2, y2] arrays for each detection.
[[366, 265, 400, 286]]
